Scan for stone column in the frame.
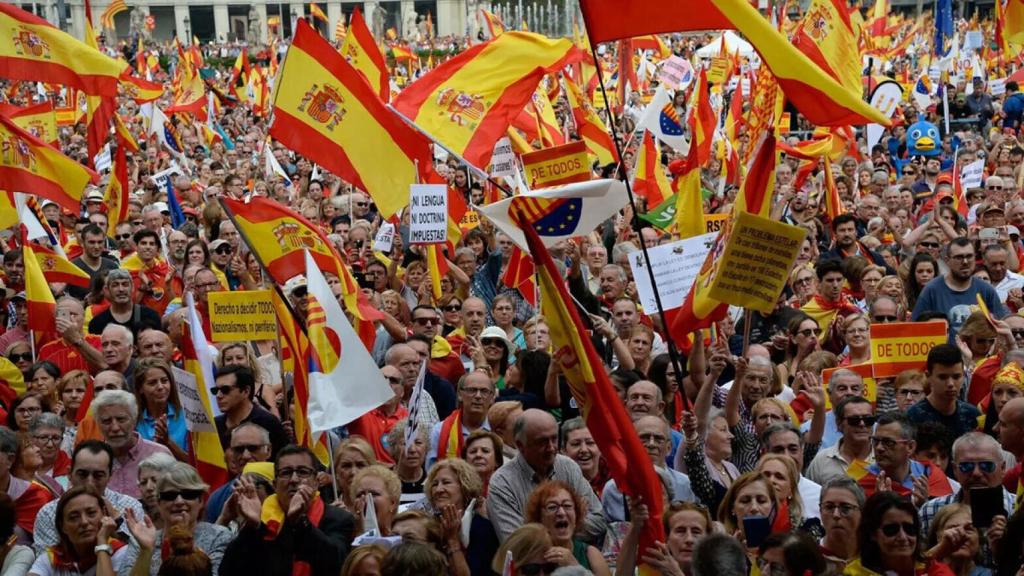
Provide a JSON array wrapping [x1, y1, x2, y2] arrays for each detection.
[[213, 4, 230, 42], [174, 3, 190, 44], [254, 3, 269, 45], [436, 0, 464, 37], [327, 1, 343, 40]]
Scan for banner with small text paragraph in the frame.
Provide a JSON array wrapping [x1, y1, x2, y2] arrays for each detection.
[[207, 290, 277, 342]]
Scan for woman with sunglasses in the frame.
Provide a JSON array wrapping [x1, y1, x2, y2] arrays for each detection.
[[844, 491, 955, 576], [4, 341, 32, 377], [780, 314, 821, 386], [122, 462, 231, 574], [132, 359, 189, 462], [439, 296, 462, 337], [524, 480, 611, 576]]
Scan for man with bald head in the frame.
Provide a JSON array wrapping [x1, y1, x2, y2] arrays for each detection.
[[137, 329, 175, 364], [38, 297, 105, 374], [487, 409, 607, 542], [385, 343, 439, 427]]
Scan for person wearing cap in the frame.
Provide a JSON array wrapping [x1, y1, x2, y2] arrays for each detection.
[[284, 275, 309, 324], [978, 200, 1008, 231], [0, 292, 28, 354], [83, 188, 106, 215]]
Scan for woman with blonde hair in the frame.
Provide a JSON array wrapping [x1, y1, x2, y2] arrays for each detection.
[[332, 436, 378, 510], [380, 290, 411, 326], [523, 315, 551, 351], [56, 370, 89, 455], [217, 342, 279, 418], [788, 265, 818, 308], [486, 401, 522, 462], [756, 453, 819, 537], [876, 275, 908, 318], [419, 457, 495, 576], [925, 503, 987, 576], [491, 523, 554, 576], [340, 543, 387, 576], [351, 465, 401, 536], [717, 471, 781, 540], [839, 314, 872, 367]]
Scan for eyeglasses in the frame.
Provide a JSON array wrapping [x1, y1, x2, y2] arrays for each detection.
[[32, 434, 61, 445], [844, 415, 877, 427], [214, 246, 233, 255], [518, 562, 560, 576], [957, 461, 997, 474], [794, 277, 814, 286], [115, 234, 132, 240], [873, 315, 899, 323], [443, 304, 461, 312], [542, 502, 575, 514], [277, 467, 316, 480], [880, 522, 919, 537], [461, 386, 493, 397], [195, 281, 220, 291], [159, 489, 204, 502], [822, 502, 860, 517], [918, 242, 940, 249], [989, 186, 1004, 191], [7, 353, 31, 363], [15, 407, 41, 416], [209, 385, 237, 396], [797, 328, 822, 338], [870, 436, 909, 450], [898, 388, 923, 397], [481, 338, 505, 347], [230, 444, 268, 455], [413, 317, 439, 326]]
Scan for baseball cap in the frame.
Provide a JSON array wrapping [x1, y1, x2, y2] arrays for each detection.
[[1010, 225, 1021, 237], [9, 292, 26, 302], [152, 201, 169, 214], [208, 239, 229, 252], [283, 275, 307, 296]]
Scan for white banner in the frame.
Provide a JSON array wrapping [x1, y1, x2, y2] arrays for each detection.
[[628, 233, 717, 313], [960, 159, 985, 190], [171, 367, 216, 433], [408, 184, 448, 244]]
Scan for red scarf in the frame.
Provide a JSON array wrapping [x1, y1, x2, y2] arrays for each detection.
[[48, 538, 125, 572]]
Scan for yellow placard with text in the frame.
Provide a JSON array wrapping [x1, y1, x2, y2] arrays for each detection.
[[207, 290, 278, 342], [708, 212, 806, 313], [870, 321, 948, 379], [521, 140, 591, 189], [704, 213, 728, 233], [707, 57, 731, 84], [459, 210, 480, 231]]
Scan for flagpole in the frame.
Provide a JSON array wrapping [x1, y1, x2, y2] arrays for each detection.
[[585, 41, 691, 410]]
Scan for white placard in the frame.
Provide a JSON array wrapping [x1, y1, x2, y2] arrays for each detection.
[[93, 145, 111, 173], [373, 221, 396, 252], [990, 78, 1007, 96], [171, 367, 215, 433], [151, 164, 184, 192], [628, 233, 717, 313], [960, 159, 985, 190], [658, 56, 694, 92], [741, 77, 751, 97], [965, 30, 983, 50], [489, 137, 517, 178], [408, 184, 448, 244]]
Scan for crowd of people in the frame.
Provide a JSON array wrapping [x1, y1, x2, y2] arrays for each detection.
[[5, 6, 1024, 576]]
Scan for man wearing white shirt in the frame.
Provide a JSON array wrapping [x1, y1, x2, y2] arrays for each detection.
[[983, 244, 1024, 302]]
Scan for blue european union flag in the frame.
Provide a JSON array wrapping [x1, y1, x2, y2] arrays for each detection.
[[531, 199, 583, 236], [934, 0, 954, 57], [165, 177, 186, 230]]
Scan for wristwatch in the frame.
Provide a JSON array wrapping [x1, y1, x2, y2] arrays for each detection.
[[94, 544, 113, 555]]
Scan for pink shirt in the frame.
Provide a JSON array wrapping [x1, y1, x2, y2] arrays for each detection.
[[108, 433, 172, 499]]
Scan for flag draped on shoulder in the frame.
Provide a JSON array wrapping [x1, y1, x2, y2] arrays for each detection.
[[0, 114, 98, 212], [392, 31, 582, 168], [516, 207, 665, 573], [340, 8, 390, 102], [0, 4, 126, 96], [181, 293, 229, 489], [271, 19, 430, 219]]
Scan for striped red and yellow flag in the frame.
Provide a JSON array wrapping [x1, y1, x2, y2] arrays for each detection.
[[425, 243, 449, 301], [180, 296, 229, 491], [632, 130, 672, 208], [0, 114, 97, 211], [272, 19, 430, 219], [564, 74, 617, 166], [529, 86, 564, 148], [501, 246, 536, 307], [821, 160, 845, 223], [688, 68, 716, 166], [481, 10, 506, 38], [27, 241, 90, 287], [392, 31, 581, 168], [104, 119, 134, 237], [339, 8, 389, 102], [792, 0, 861, 95], [0, 101, 57, 146], [392, 45, 415, 61], [672, 139, 705, 239], [0, 4, 126, 97], [309, 3, 328, 23], [23, 238, 56, 333], [99, 0, 127, 29]]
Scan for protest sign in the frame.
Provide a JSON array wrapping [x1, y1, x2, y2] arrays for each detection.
[[870, 321, 948, 378], [521, 141, 590, 188], [151, 164, 184, 191], [628, 233, 716, 312], [489, 137, 517, 178], [707, 57, 731, 84], [373, 221, 396, 252], [208, 290, 277, 342], [990, 78, 1007, 96], [93, 144, 111, 173], [822, 363, 877, 406], [659, 56, 694, 91], [408, 184, 448, 244], [708, 212, 806, 313], [171, 367, 215, 432], [704, 213, 728, 234], [459, 210, 480, 231], [960, 159, 985, 190]]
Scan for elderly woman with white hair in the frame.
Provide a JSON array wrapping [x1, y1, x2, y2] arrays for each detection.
[[136, 452, 177, 530], [122, 462, 232, 575], [92, 390, 172, 499]]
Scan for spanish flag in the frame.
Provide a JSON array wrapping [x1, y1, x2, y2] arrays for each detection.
[[530, 86, 565, 148], [0, 4, 126, 97], [0, 101, 57, 146], [392, 45, 415, 62], [271, 19, 430, 219], [99, 0, 127, 29], [392, 31, 581, 169], [564, 74, 617, 166], [516, 206, 666, 574], [0, 114, 97, 212], [502, 246, 536, 306], [27, 241, 90, 288], [671, 139, 705, 239], [339, 8, 390, 102], [792, 0, 861, 95], [0, 192, 16, 231], [104, 121, 133, 237], [23, 238, 56, 333], [632, 130, 672, 209], [79, 0, 114, 161], [181, 294, 229, 490], [688, 68, 716, 166], [1006, 0, 1024, 45], [118, 72, 163, 104], [480, 9, 506, 39], [309, 3, 328, 23]]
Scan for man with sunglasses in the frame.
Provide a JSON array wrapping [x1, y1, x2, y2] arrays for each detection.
[[113, 222, 136, 259], [212, 364, 289, 458], [857, 412, 955, 505], [800, 368, 864, 449], [204, 422, 272, 524], [409, 307, 465, 392], [907, 344, 981, 438], [32, 440, 144, 554], [807, 396, 874, 485]]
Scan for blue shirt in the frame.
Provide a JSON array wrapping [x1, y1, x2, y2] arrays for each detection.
[[136, 404, 190, 455], [801, 411, 840, 450], [911, 276, 1007, 340]]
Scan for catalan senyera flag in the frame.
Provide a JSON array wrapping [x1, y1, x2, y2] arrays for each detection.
[[28, 241, 90, 287], [516, 207, 665, 574], [271, 19, 430, 219], [271, 288, 330, 465], [0, 4, 126, 97], [0, 101, 56, 146], [309, 3, 328, 23], [99, 0, 127, 29], [688, 68, 715, 166], [564, 74, 617, 166], [633, 130, 672, 208], [339, 8, 390, 102], [671, 129, 777, 343], [792, 0, 861, 95], [181, 293, 229, 490], [0, 114, 97, 212], [393, 31, 581, 169], [23, 239, 55, 333]]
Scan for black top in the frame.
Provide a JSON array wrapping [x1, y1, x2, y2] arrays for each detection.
[[69, 256, 119, 300], [214, 404, 290, 458], [87, 304, 161, 338]]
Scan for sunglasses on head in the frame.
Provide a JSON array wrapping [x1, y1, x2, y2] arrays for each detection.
[[880, 522, 919, 537], [517, 562, 560, 576], [159, 488, 204, 502], [957, 461, 997, 474]]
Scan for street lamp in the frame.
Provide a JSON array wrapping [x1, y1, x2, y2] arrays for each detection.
[[183, 16, 190, 42]]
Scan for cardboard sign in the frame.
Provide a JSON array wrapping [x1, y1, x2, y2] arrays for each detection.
[[489, 137, 517, 178], [373, 221, 395, 253], [459, 210, 480, 231], [990, 78, 1007, 96], [659, 56, 694, 91], [628, 233, 716, 312], [822, 362, 878, 406], [207, 290, 277, 342], [151, 164, 184, 192], [408, 184, 448, 244], [870, 321, 949, 378], [521, 141, 590, 189], [171, 367, 215, 432], [707, 57, 731, 84], [960, 159, 985, 190], [704, 213, 728, 233], [708, 212, 806, 313]]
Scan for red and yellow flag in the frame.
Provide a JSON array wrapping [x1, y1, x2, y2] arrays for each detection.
[[564, 74, 617, 166], [104, 120, 134, 237], [516, 207, 665, 574], [425, 244, 449, 301], [530, 86, 564, 148], [688, 68, 716, 166], [0, 101, 56, 146], [633, 130, 672, 208], [393, 31, 581, 168], [23, 239, 55, 333], [309, 3, 328, 23], [339, 8, 390, 102], [821, 160, 845, 222], [0, 114, 97, 212], [118, 72, 163, 104], [99, 0, 127, 29], [27, 242, 90, 287], [180, 296, 229, 490], [271, 19, 430, 219], [672, 140, 705, 239], [1007, 0, 1024, 45], [792, 0, 861, 95], [0, 4, 126, 97], [502, 246, 536, 307]]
